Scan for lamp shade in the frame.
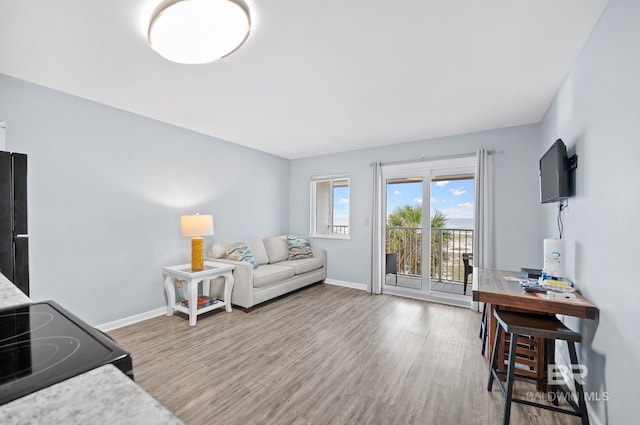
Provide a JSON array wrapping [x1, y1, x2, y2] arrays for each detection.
[[148, 0, 251, 64], [180, 214, 214, 237]]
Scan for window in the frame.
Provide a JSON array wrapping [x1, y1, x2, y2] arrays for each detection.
[[310, 174, 350, 238]]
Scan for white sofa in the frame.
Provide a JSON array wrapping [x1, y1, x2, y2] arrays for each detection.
[[206, 235, 326, 311]]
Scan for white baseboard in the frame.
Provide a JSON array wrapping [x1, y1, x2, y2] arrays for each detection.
[[325, 279, 367, 291], [96, 307, 166, 332]]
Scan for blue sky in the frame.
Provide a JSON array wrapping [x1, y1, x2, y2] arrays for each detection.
[[386, 179, 475, 220], [333, 186, 349, 226], [331, 179, 474, 227]]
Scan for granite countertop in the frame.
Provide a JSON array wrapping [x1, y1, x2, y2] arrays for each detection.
[[0, 272, 31, 308], [0, 365, 184, 425], [0, 273, 183, 424]]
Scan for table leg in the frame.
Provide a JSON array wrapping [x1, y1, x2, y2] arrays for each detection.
[[202, 278, 211, 297], [187, 278, 199, 326], [163, 273, 175, 317], [486, 304, 495, 359], [223, 271, 234, 312]]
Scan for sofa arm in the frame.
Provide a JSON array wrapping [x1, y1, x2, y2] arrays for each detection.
[[205, 257, 255, 308], [311, 248, 327, 280]]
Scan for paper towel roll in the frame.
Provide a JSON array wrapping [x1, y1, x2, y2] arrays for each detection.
[[543, 238, 566, 278]]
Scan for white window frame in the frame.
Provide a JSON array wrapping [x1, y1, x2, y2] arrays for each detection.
[[310, 173, 350, 239]]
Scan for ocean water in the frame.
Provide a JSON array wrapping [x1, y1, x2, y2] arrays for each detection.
[[443, 218, 474, 230]]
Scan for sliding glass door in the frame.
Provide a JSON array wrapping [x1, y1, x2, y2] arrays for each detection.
[[382, 157, 476, 305], [428, 173, 475, 297], [385, 175, 424, 290]]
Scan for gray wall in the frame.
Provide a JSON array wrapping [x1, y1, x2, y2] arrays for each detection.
[[289, 124, 543, 285], [0, 74, 290, 326], [539, 0, 639, 422]]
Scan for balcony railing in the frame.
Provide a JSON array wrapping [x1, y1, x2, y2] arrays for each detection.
[[332, 225, 349, 235], [385, 227, 473, 283]]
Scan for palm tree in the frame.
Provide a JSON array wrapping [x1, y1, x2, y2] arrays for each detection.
[[388, 205, 422, 227], [430, 209, 447, 229], [387, 205, 422, 275], [429, 210, 449, 276], [386, 205, 448, 276]]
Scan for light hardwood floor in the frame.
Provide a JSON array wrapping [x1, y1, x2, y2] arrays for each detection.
[[109, 284, 583, 425]]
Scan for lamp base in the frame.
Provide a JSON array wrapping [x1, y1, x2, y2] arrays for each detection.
[[191, 237, 204, 271]]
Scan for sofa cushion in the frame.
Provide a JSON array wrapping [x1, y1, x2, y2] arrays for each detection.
[[263, 235, 289, 263], [280, 256, 324, 275], [224, 243, 258, 269], [287, 235, 313, 260], [253, 264, 295, 288], [244, 237, 269, 266]]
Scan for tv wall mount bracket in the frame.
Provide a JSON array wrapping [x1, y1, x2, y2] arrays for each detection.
[[568, 154, 578, 170]]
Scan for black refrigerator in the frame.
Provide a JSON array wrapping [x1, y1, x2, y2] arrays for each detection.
[[0, 151, 29, 296]]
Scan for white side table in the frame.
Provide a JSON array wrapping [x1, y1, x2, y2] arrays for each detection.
[[162, 261, 235, 326]]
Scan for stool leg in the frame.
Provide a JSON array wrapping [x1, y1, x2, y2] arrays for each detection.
[[479, 303, 487, 338], [503, 333, 518, 425], [464, 272, 468, 295], [481, 305, 489, 356], [567, 341, 590, 425], [545, 338, 559, 406], [487, 319, 502, 391]]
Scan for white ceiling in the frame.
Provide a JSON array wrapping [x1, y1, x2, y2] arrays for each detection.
[[0, 0, 608, 159]]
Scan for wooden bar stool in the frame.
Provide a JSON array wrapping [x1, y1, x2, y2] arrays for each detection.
[[462, 252, 473, 295], [487, 309, 589, 425]]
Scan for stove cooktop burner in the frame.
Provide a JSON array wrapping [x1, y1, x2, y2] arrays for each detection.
[[0, 301, 133, 405]]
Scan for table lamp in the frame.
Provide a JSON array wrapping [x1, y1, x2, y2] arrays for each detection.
[[180, 214, 214, 271]]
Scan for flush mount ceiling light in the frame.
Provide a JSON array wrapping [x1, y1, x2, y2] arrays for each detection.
[[148, 0, 251, 64]]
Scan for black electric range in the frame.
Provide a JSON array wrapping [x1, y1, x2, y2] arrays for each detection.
[[0, 301, 133, 405]]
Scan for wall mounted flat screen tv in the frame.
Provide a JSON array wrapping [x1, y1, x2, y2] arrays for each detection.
[[539, 139, 570, 203]]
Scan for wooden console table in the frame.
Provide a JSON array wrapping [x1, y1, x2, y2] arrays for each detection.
[[472, 268, 597, 320], [472, 268, 598, 387]]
